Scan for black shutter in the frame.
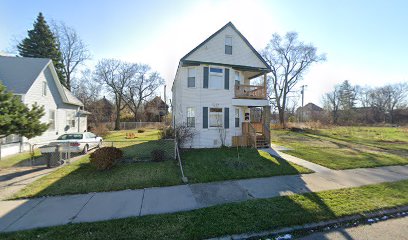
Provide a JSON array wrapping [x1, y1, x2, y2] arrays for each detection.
[[203, 67, 209, 88], [203, 107, 208, 128], [224, 107, 229, 129], [224, 68, 229, 90]]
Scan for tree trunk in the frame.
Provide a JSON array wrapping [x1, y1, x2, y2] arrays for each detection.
[[278, 107, 286, 128], [114, 109, 120, 130]]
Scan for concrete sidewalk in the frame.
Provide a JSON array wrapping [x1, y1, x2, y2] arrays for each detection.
[[1, 149, 407, 232]]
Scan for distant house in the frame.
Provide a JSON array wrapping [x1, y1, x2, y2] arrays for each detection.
[[0, 56, 88, 157], [296, 103, 323, 121], [144, 96, 169, 122], [88, 96, 114, 126]]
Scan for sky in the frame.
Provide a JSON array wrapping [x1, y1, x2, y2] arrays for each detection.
[[1, 0, 407, 106]]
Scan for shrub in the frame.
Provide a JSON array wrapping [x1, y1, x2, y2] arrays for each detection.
[[93, 123, 109, 137], [137, 129, 145, 133], [159, 126, 174, 139], [151, 149, 166, 162], [89, 147, 123, 170]]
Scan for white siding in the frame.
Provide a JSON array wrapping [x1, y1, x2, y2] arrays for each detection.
[[173, 65, 251, 148], [184, 25, 267, 69], [22, 66, 86, 145]]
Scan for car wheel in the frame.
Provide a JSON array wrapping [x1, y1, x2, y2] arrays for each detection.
[[82, 145, 89, 154], [98, 140, 102, 148]]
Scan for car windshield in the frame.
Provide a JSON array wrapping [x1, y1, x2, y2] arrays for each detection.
[[57, 134, 83, 140]]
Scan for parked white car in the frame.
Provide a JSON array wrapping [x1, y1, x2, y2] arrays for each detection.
[[40, 132, 103, 154]]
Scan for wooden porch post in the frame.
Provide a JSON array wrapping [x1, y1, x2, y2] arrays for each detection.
[[263, 73, 267, 99]]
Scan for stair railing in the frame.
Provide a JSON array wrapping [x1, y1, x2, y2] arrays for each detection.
[[263, 122, 270, 148]]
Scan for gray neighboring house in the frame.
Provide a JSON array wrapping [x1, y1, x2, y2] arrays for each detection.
[[0, 56, 89, 157]]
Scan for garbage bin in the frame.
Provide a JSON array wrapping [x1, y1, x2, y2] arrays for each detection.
[[46, 144, 62, 168]]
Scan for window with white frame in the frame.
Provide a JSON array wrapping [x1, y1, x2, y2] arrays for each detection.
[[49, 110, 55, 131], [209, 108, 223, 127], [187, 68, 196, 88], [235, 108, 240, 128], [225, 36, 232, 55], [209, 67, 223, 89], [235, 71, 240, 85], [67, 112, 76, 128], [42, 81, 47, 96], [187, 107, 195, 127]]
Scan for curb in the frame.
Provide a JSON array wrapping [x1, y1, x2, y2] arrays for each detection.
[[206, 205, 408, 240]]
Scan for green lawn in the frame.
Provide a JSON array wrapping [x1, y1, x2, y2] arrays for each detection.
[[12, 155, 182, 199], [2, 180, 407, 240], [182, 147, 311, 183], [272, 126, 408, 170], [0, 149, 41, 168]]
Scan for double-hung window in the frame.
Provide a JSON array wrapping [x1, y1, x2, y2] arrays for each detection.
[[235, 108, 240, 128], [49, 110, 55, 131], [187, 68, 196, 88], [209, 108, 223, 127], [67, 112, 76, 128], [42, 81, 47, 96], [225, 36, 232, 55], [187, 107, 195, 127], [235, 71, 240, 86], [209, 67, 223, 89]]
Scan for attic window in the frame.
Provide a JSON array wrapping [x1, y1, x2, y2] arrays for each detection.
[[225, 36, 232, 55], [42, 81, 47, 96]]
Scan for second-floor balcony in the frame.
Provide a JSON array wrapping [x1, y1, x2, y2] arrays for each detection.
[[234, 84, 266, 99]]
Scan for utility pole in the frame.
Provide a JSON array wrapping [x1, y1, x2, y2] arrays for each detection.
[[300, 85, 307, 122]]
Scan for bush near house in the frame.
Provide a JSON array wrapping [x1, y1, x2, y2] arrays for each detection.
[[89, 147, 123, 170]]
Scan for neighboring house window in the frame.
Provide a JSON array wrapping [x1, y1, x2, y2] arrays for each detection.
[[235, 108, 240, 128], [42, 81, 47, 96], [187, 68, 196, 88], [186, 107, 195, 127], [49, 110, 55, 131], [67, 112, 76, 128], [225, 36, 232, 55], [209, 67, 224, 89], [235, 71, 240, 85], [209, 108, 223, 127]]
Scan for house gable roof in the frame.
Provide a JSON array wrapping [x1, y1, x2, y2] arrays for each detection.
[[0, 56, 50, 94], [180, 22, 271, 71], [0, 56, 83, 106]]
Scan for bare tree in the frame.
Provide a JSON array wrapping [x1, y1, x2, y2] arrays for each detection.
[[322, 85, 341, 124], [94, 59, 136, 130], [71, 69, 101, 109], [52, 21, 91, 90], [123, 64, 164, 121], [383, 83, 408, 123], [261, 32, 326, 127]]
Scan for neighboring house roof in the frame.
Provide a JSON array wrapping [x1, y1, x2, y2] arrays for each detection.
[[297, 103, 323, 112], [0, 56, 83, 106], [180, 22, 271, 71], [146, 96, 168, 108]]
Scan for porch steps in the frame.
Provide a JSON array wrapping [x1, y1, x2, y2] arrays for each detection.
[[256, 135, 269, 148]]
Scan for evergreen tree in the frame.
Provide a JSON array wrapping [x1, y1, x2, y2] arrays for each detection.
[[17, 12, 66, 87], [338, 80, 357, 110], [0, 83, 49, 139]]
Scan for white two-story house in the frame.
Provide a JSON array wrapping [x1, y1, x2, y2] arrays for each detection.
[[0, 56, 89, 157], [172, 22, 272, 148]]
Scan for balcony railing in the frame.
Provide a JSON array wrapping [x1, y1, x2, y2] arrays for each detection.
[[234, 84, 266, 99]]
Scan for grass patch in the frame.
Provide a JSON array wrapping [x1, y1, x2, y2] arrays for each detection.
[[0, 149, 41, 168], [12, 155, 181, 199], [272, 126, 408, 169], [182, 147, 311, 183], [2, 180, 408, 239]]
